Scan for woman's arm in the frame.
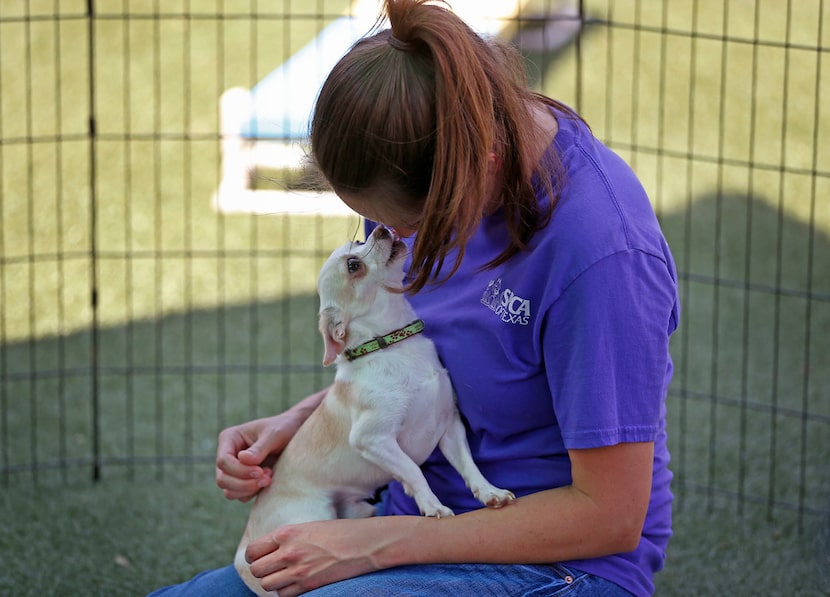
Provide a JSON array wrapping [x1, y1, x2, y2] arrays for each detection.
[[215, 387, 330, 501], [245, 441, 654, 596], [390, 441, 653, 564]]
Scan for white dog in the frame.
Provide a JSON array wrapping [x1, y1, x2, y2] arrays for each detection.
[[235, 225, 515, 596]]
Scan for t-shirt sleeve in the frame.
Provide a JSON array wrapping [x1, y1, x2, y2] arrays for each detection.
[[543, 248, 678, 450]]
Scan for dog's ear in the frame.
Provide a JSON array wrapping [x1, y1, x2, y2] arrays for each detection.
[[319, 307, 347, 366]]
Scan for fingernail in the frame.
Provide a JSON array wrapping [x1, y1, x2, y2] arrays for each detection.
[[257, 477, 270, 488]]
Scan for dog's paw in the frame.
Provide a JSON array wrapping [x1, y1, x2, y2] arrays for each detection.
[[474, 487, 516, 509], [413, 492, 455, 518], [423, 504, 455, 519]]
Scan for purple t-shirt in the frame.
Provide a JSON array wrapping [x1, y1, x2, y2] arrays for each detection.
[[372, 111, 678, 597]]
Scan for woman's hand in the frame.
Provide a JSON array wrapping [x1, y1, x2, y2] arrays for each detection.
[[215, 416, 284, 501], [245, 517, 399, 597], [215, 388, 330, 502]]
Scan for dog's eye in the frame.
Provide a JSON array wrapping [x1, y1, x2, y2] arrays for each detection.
[[346, 257, 362, 274]]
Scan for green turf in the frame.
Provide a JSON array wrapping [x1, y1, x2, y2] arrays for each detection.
[[1, 1, 829, 595], [0, 478, 827, 596]]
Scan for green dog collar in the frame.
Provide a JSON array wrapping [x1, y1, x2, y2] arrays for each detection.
[[343, 320, 426, 362]]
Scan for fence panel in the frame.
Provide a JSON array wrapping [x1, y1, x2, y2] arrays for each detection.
[[0, 1, 827, 530]]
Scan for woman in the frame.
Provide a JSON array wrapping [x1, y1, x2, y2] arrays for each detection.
[[152, 1, 678, 595]]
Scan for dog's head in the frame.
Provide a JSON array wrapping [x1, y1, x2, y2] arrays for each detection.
[[318, 226, 410, 366]]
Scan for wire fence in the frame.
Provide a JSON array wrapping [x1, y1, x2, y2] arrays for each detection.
[[1, 0, 828, 533]]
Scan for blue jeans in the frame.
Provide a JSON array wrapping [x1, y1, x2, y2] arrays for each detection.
[[148, 563, 634, 596]]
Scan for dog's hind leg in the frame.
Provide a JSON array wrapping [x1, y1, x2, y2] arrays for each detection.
[[235, 540, 273, 597], [236, 527, 276, 597], [235, 494, 337, 597], [337, 496, 377, 519], [438, 413, 516, 508]]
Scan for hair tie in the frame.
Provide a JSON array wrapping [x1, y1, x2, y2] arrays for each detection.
[[389, 34, 416, 51]]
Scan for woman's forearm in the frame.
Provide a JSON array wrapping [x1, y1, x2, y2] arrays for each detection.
[[285, 386, 329, 424], [371, 486, 633, 570], [373, 442, 653, 569]]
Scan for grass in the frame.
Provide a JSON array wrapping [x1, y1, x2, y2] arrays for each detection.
[[1, 0, 829, 595], [0, 478, 827, 596]]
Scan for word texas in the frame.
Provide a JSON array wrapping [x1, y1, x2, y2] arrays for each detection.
[[481, 278, 531, 326]]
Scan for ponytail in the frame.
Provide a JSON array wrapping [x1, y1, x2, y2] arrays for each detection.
[[311, 0, 574, 293]]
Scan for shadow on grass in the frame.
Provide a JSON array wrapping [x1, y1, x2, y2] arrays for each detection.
[[662, 193, 829, 522], [1, 291, 333, 487], [0, 193, 828, 596]]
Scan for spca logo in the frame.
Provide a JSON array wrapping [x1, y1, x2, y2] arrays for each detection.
[[480, 278, 531, 326]]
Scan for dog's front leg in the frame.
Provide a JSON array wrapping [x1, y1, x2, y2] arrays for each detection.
[[439, 414, 516, 508], [348, 417, 454, 518]]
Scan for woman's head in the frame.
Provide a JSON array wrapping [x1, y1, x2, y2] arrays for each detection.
[[311, 0, 568, 292]]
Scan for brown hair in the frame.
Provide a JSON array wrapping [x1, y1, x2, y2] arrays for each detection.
[[311, 0, 575, 293]]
